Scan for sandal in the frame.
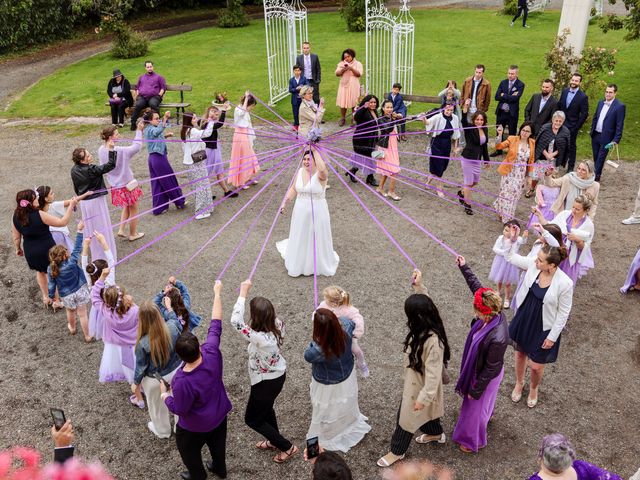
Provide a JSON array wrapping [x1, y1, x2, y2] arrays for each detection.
[[388, 193, 402, 201], [459, 444, 474, 453], [116, 232, 128, 238], [256, 440, 277, 451], [527, 389, 539, 408], [128, 232, 145, 242], [511, 382, 524, 403], [377, 452, 405, 468], [524, 188, 535, 198], [129, 394, 145, 409], [273, 445, 298, 463], [415, 433, 446, 444]]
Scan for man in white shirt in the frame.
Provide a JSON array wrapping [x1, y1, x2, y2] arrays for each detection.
[[296, 42, 322, 107], [590, 83, 625, 181]]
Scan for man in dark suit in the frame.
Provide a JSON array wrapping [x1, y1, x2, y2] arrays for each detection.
[[524, 78, 558, 137], [288, 64, 307, 130], [558, 73, 589, 171], [590, 83, 625, 181], [296, 42, 322, 107], [492, 65, 525, 156], [52, 420, 75, 463]]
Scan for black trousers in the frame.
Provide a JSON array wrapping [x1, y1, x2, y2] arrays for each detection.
[[496, 111, 518, 139], [110, 99, 129, 125], [244, 373, 292, 452], [566, 128, 579, 171], [175, 417, 227, 480], [309, 80, 320, 106], [130, 94, 162, 129], [512, 5, 529, 26], [390, 405, 443, 456]]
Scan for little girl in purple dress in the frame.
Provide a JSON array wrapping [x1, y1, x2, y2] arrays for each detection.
[[526, 184, 560, 228], [488, 220, 527, 309]]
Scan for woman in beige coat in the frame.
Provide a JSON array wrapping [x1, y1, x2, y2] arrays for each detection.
[[377, 270, 451, 468], [298, 85, 325, 139], [541, 160, 600, 218]]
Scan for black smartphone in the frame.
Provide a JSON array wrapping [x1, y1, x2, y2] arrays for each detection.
[[153, 372, 171, 390], [50, 408, 66, 431], [306, 436, 320, 459]]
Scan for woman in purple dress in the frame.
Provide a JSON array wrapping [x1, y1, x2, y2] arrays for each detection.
[[621, 247, 640, 293], [452, 256, 509, 453], [528, 433, 622, 480]]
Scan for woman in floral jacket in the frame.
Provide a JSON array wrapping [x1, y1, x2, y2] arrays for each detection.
[[229, 279, 297, 463]]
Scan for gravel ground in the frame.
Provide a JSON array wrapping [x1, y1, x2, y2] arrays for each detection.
[[1, 118, 639, 479]]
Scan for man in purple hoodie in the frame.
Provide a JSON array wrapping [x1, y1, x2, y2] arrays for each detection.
[[161, 281, 232, 480], [130, 61, 167, 131]]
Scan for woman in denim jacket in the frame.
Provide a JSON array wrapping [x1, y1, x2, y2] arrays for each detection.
[[154, 276, 202, 331], [132, 301, 183, 439], [304, 308, 371, 452]]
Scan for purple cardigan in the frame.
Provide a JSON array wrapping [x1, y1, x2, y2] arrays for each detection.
[[165, 319, 232, 432], [98, 130, 142, 188], [529, 460, 621, 480], [91, 280, 138, 346]]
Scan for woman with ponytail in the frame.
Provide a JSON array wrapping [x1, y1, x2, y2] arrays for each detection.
[[505, 227, 574, 409], [377, 269, 450, 468], [452, 256, 509, 453]]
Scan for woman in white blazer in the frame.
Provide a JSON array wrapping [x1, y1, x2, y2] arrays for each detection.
[[504, 235, 573, 409]]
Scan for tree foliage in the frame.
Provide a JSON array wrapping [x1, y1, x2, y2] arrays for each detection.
[[218, 0, 250, 28], [599, 0, 640, 41], [340, 0, 365, 32]]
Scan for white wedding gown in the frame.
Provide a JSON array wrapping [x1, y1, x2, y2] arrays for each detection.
[[276, 169, 339, 277]]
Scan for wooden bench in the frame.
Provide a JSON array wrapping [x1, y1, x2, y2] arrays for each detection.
[[106, 83, 192, 118]]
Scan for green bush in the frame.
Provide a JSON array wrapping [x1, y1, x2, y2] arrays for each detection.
[[111, 27, 150, 59], [340, 0, 365, 32], [501, 0, 518, 16], [0, 0, 80, 53], [218, 0, 250, 28]]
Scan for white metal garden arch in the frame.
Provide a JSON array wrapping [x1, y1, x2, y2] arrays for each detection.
[[264, 0, 308, 105], [365, 0, 415, 102]]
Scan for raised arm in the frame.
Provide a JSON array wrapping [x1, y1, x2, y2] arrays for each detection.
[[456, 256, 484, 294], [68, 227, 84, 264], [202, 280, 223, 354], [40, 197, 79, 228]]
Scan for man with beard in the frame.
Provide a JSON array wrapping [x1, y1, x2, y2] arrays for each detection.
[[524, 79, 558, 137], [558, 73, 589, 171]]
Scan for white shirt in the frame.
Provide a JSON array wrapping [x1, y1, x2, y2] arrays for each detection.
[[539, 95, 549, 113], [181, 121, 214, 165], [595, 101, 612, 133], [48, 201, 70, 235], [470, 79, 481, 113], [303, 54, 312, 80]]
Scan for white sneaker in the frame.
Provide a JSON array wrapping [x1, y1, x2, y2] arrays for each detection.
[[504, 299, 510, 309], [195, 212, 211, 220], [622, 216, 640, 225]]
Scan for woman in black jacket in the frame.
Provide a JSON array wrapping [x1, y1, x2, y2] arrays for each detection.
[[347, 94, 379, 186], [451, 256, 509, 453], [107, 69, 134, 127], [457, 106, 489, 215]]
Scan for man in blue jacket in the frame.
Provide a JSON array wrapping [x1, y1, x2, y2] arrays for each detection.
[[590, 83, 625, 182], [387, 83, 407, 140], [558, 73, 589, 171], [492, 65, 525, 156]]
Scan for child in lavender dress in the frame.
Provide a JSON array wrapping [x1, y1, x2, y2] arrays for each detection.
[[620, 247, 640, 293], [526, 184, 560, 228], [82, 232, 115, 341], [488, 220, 527, 309], [318, 286, 369, 377]]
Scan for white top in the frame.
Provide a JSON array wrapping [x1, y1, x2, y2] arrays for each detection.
[[231, 296, 286, 386], [505, 246, 574, 342], [550, 210, 594, 267], [48, 201, 70, 235], [595, 101, 612, 133], [425, 113, 461, 140], [492, 235, 525, 257], [181, 121, 214, 165], [81, 249, 116, 286], [234, 107, 255, 147]]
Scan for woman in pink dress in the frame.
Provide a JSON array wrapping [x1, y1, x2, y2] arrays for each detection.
[[375, 100, 402, 200], [229, 91, 259, 189], [335, 49, 363, 127]]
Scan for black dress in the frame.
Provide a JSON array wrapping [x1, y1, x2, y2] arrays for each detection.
[[13, 211, 55, 273], [509, 277, 561, 364]]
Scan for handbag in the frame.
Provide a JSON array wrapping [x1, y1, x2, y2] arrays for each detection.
[[372, 148, 385, 159], [125, 179, 139, 191], [191, 150, 207, 163]]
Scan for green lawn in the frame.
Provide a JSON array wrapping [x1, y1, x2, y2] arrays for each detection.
[[4, 9, 638, 159]]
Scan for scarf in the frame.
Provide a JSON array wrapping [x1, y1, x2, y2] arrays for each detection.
[[455, 313, 503, 396], [565, 172, 595, 213]]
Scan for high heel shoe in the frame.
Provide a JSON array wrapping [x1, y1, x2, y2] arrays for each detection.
[[366, 174, 379, 187], [346, 167, 358, 183]]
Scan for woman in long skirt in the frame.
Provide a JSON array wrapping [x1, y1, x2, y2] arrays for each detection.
[[229, 92, 260, 189], [70, 147, 118, 262], [453, 256, 509, 453], [143, 110, 185, 214], [424, 103, 460, 196], [493, 122, 535, 223]]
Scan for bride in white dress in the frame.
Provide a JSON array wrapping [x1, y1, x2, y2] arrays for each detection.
[[276, 150, 339, 277]]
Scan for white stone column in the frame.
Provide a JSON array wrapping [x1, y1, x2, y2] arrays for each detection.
[[557, 0, 592, 58]]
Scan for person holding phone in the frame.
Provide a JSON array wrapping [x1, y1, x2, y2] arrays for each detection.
[[132, 301, 184, 439], [335, 48, 363, 127], [161, 281, 232, 480], [51, 414, 75, 464]]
